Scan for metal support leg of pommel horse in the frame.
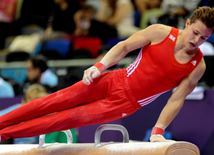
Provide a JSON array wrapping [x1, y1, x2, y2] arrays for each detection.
[[38, 129, 73, 149], [0, 124, 200, 155], [94, 124, 129, 148]]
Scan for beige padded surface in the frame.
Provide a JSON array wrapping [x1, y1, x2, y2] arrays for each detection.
[[0, 141, 200, 155]]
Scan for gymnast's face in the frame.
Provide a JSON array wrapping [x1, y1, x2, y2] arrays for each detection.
[[26, 60, 41, 82], [184, 19, 212, 50]]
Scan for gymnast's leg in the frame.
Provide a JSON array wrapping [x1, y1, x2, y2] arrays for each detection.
[[0, 79, 138, 142], [0, 72, 111, 130]]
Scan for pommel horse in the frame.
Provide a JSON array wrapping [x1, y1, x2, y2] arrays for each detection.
[[0, 124, 200, 155]]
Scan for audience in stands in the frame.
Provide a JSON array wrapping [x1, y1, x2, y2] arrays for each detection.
[[199, 42, 214, 56], [156, 0, 200, 29], [85, 0, 100, 11], [198, 0, 214, 7], [132, 0, 163, 29], [0, 0, 19, 49], [0, 84, 47, 144], [0, 0, 54, 49], [23, 55, 58, 93], [0, 83, 78, 144], [0, 77, 15, 98], [133, 0, 162, 14], [96, 0, 140, 38], [0, 0, 17, 23], [0, 0, 214, 94], [43, 0, 86, 41], [17, 0, 53, 30], [71, 4, 118, 43]]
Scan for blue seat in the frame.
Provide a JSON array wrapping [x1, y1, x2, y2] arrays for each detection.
[[0, 68, 27, 84], [43, 39, 71, 59]]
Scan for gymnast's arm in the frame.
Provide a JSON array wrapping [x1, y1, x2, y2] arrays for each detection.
[[150, 59, 206, 142], [82, 24, 169, 85]]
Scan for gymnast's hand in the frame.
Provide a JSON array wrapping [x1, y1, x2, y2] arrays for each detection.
[[150, 135, 175, 142], [82, 66, 101, 85]]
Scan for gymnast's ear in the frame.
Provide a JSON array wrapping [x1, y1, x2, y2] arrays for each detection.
[[185, 19, 191, 28]]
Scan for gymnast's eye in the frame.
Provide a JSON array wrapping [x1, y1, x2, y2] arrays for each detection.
[[201, 36, 206, 40], [193, 31, 198, 35]]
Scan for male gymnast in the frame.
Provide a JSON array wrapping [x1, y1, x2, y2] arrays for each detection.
[[0, 6, 213, 143]]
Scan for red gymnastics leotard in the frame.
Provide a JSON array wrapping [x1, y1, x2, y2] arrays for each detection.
[[127, 27, 203, 107]]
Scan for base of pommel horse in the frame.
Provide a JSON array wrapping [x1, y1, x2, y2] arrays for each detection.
[[0, 124, 200, 155]]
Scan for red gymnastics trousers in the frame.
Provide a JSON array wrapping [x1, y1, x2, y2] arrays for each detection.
[[0, 69, 141, 141]]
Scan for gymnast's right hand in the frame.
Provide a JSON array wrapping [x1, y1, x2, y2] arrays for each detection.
[[150, 127, 175, 142], [150, 135, 167, 142], [150, 135, 175, 142], [82, 66, 101, 85]]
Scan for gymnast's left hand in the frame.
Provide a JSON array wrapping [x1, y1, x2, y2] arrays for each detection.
[[82, 66, 101, 85], [150, 135, 175, 142]]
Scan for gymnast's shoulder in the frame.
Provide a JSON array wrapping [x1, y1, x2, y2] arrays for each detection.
[[145, 24, 171, 35], [140, 24, 172, 43]]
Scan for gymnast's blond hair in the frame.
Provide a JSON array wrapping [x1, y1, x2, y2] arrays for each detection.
[[190, 6, 214, 33]]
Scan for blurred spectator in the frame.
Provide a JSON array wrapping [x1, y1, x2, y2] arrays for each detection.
[[86, 0, 100, 11], [63, 4, 118, 60], [0, 77, 15, 98], [0, 83, 78, 144], [0, 84, 48, 144], [0, 84, 47, 116], [72, 4, 118, 43], [0, 0, 53, 49], [96, 0, 140, 38], [198, 0, 214, 7], [157, 0, 200, 29], [132, 0, 163, 29], [0, 0, 19, 49], [199, 42, 214, 56], [43, 0, 86, 41], [133, 0, 162, 14], [24, 55, 58, 93], [0, 0, 17, 23], [17, 0, 53, 29]]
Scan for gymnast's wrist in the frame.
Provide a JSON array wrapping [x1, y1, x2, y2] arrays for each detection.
[[151, 127, 164, 136], [93, 62, 106, 73]]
